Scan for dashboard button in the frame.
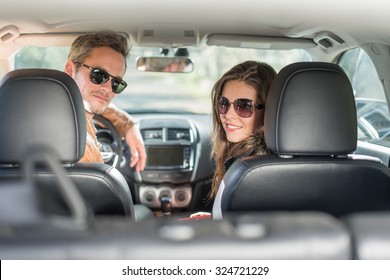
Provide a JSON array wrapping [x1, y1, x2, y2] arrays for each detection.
[[144, 172, 158, 179], [159, 173, 173, 179]]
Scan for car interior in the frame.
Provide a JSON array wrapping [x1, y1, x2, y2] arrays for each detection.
[[1, 0, 390, 260]]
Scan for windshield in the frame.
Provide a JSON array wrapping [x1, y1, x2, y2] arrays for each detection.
[[14, 45, 311, 114]]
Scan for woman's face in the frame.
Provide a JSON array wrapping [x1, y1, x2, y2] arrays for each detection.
[[219, 80, 263, 143]]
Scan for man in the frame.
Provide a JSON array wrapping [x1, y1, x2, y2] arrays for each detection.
[[64, 31, 146, 172]]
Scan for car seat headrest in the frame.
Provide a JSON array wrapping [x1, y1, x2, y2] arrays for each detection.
[[265, 62, 357, 155], [0, 68, 86, 164]]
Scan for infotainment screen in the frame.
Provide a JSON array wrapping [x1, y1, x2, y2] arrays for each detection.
[[146, 146, 184, 167]]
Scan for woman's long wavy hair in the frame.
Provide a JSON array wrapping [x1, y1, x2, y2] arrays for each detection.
[[209, 60, 276, 201]]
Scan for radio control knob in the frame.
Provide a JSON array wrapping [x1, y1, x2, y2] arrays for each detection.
[[145, 191, 155, 203], [175, 191, 186, 202]]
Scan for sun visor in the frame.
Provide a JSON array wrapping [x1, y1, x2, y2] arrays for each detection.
[[207, 34, 316, 49]]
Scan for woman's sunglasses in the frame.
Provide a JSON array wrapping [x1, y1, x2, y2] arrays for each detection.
[[78, 63, 127, 94], [217, 96, 264, 118]]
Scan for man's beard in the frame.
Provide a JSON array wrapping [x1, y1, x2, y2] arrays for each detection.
[[85, 92, 111, 115], [84, 100, 108, 115], [91, 103, 108, 115]]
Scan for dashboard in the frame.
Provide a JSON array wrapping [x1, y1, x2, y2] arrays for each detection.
[[99, 114, 214, 214]]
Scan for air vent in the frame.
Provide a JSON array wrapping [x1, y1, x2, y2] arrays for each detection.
[[167, 128, 191, 141], [142, 129, 163, 140]]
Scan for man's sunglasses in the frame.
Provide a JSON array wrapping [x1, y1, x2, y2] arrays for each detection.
[[78, 63, 127, 94], [217, 96, 264, 118]]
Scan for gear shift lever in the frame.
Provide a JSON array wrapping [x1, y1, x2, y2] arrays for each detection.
[[160, 195, 172, 216]]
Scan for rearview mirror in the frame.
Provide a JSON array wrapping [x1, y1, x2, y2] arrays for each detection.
[[136, 57, 194, 73]]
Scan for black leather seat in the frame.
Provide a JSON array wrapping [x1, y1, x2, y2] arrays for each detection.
[[0, 69, 135, 219], [213, 62, 390, 219]]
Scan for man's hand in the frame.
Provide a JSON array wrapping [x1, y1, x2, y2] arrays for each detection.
[[125, 126, 147, 172]]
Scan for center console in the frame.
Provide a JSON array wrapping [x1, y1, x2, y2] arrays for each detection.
[[135, 118, 199, 211]]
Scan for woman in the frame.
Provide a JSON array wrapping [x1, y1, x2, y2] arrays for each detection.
[[209, 60, 276, 202]]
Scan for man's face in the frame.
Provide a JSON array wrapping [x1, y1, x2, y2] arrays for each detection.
[[70, 47, 126, 115]]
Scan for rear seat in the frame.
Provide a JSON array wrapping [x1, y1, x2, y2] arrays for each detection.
[[0, 209, 351, 259], [343, 212, 390, 260], [0, 152, 387, 259]]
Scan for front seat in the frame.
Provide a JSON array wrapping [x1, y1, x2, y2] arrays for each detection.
[[0, 69, 135, 219], [213, 62, 390, 219]]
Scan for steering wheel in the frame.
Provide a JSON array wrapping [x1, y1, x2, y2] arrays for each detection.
[[93, 114, 124, 168]]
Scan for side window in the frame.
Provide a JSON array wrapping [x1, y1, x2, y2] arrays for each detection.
[[14, 46, 69, 70], [338, 48, 390, 147]]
